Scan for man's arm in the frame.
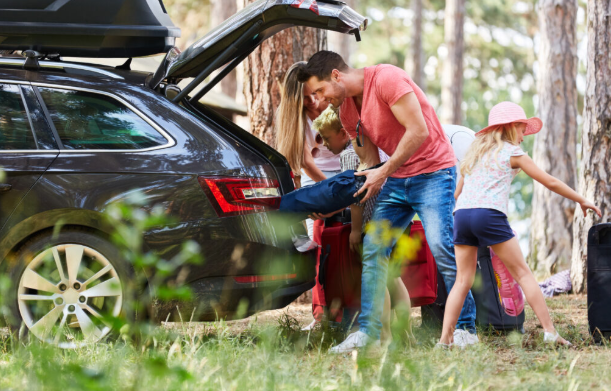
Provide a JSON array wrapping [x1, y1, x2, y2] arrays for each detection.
[[353, 135, 381, 169], [354, 92, 429, 202]]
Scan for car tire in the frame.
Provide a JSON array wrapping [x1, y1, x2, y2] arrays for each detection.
[[4, 228, 141, 348]]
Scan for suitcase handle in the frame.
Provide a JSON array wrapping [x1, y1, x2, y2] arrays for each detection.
[[318, 244, 331, 289]]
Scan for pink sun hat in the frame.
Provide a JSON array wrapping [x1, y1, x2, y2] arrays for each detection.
[[477, 101, 543, 136]]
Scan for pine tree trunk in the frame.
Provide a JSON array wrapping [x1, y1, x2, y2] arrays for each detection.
[[409, 0, 426, 91], [530, 0, 578, 275], [212, 0, 238, 99], [242, 1, 326, 147], [440, 0, 465, 125], [570, 0, 611, 292]]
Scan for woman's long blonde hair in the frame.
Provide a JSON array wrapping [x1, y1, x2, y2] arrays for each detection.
[[460, 123, 521, 177], [275, 62, 307, 175]]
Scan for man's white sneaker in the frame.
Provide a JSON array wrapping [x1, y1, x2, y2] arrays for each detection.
[[329, 331, 380, 354], [453, 329, 479, 348]]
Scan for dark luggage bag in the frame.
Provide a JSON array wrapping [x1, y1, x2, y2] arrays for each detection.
[[423, 247, 526, 332], [587, 223, 611, 343], [472, 247, 525, 332]]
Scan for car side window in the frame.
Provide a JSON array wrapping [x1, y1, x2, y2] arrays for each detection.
[[38, 87, 168, 150], [0, 84, 37, 150]]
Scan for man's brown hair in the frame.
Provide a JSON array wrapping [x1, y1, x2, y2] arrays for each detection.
[[296, 50, 349, 83]]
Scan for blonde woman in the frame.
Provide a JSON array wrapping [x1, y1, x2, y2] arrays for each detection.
[[275, 62, 341, 234], [276, 62, 341, 330], [438, 102, 601, 348]]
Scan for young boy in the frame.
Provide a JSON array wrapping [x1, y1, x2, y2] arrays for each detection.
[[312, 105, 412, 343]]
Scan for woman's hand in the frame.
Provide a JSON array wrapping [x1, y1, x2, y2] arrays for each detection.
[[308, 208, 345, 221], [579, 200, 602, 218], [349, 229, 362, 253]]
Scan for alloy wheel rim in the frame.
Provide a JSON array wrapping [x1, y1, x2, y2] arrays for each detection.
[[17, 244, 123, 348]]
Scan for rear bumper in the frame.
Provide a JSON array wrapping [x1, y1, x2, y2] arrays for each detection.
[[151, 248, 317, 322]]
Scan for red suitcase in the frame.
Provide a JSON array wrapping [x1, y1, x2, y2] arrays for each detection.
[[400, 221, 438, 307], [319, 222, 362, 321], [319, 220, 438, 322]]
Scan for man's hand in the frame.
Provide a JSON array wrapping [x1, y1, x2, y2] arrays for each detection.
[[349, 229, 362, 253], [354, 166, 388, 203]]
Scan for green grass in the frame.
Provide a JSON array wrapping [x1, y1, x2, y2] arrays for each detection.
[[0, 294, 609, 391]]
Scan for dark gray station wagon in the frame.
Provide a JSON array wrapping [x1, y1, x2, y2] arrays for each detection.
[[0, 0, 366, 347]]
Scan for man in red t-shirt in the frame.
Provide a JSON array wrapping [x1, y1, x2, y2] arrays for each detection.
[[297, 51, 477, 352]]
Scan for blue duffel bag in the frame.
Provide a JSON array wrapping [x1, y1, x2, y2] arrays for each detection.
[[278, 170, 366, 219]]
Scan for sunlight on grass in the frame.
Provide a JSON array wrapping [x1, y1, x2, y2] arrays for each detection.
[[0, 295, 610, 390]]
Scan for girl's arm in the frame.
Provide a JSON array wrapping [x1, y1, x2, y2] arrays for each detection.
[[511, 154, 602, 217], [302, 146, 327, 182], [455, 176, 464, 200]]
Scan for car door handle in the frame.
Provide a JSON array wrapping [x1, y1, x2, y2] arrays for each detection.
[[0, 183, 12, 192]]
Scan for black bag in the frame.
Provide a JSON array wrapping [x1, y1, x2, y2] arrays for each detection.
[[472, 247, 525, 332], [587, 223, 611, 343], [420, 270, 447, 329]]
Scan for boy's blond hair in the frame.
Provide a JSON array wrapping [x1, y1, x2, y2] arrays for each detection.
[[312, 105, 342, 134], [460, 123, 521, 177]]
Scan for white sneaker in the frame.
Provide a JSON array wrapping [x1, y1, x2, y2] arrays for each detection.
[[329, 331, 380, 354], [453, 329, 479, 348], [301, 319, 318, 331]]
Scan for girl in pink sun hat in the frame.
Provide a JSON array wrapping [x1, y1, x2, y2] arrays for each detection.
[[437, 101, 601, 348]]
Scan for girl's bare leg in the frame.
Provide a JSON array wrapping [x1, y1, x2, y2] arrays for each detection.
[[490, 237, 570, 345], [439, 245, 478, 345]]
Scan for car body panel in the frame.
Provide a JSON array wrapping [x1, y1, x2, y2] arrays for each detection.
[[0, 1, 370, 321]]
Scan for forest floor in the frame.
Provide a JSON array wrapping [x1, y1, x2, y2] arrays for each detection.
[[1, 294, 609, 391]]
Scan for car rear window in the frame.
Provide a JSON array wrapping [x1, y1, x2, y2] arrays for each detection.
[[0, 83, 37, 150], [38, 87, 168, 150]]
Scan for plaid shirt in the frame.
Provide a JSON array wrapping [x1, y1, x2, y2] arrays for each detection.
[[339, 144, 379, 229]]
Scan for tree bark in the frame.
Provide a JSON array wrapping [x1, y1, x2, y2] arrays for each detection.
[[212, 0, 238, 99], [440, 0, 465, 125], [530, 0, 578, 275], [408, 0, 426, 91], [242, 1, 326, 147], [571, 0, 611, 292]]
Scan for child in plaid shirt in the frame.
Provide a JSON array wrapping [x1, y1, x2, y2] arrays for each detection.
[[313, 105, 412, 343]]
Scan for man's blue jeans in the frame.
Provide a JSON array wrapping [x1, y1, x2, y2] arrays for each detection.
[[358, 165, 476, 339]]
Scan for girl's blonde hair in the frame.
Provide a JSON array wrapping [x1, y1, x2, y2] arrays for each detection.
[[275, 62, 307, 175], [460, 123, 521, 177]]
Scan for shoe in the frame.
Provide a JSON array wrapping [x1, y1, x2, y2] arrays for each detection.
[[453, 329, 479, 348], [544, 331, 573, 347], [329, 331, 380, 354], [435, 342, 452, 349], [301, 319, 319, 331]]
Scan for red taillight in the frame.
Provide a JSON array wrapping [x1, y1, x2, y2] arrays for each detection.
[[290, 0, 319, 15], [233, 274, 297, 284], [199, 176, 281, 217]]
